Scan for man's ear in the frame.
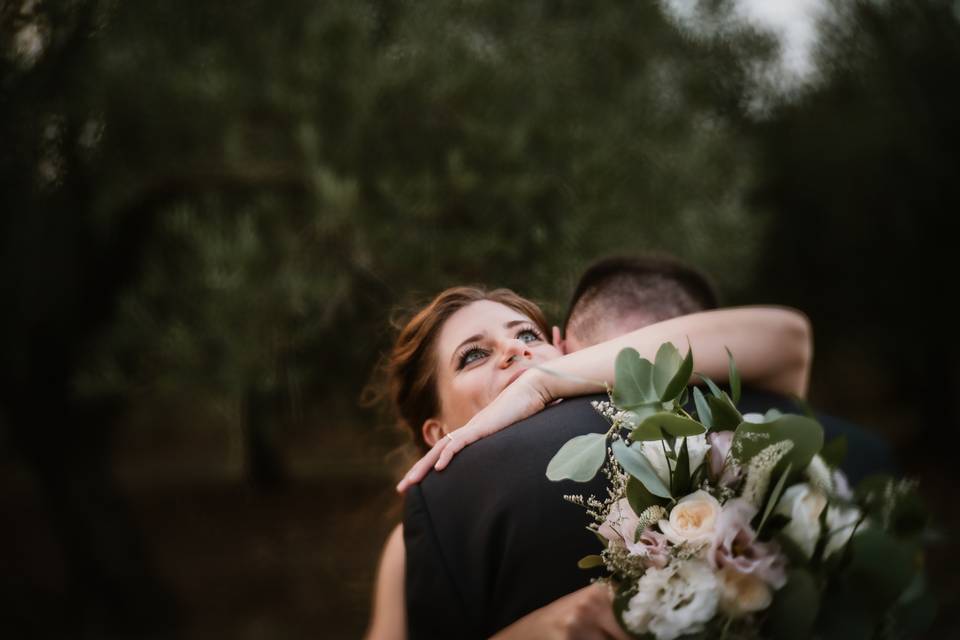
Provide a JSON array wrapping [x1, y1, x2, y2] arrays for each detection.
[[551, 325, 567, 354], [421, 418, 446, 448]]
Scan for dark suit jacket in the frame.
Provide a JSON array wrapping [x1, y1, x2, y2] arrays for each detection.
[[404, 395, 610, 639], [403, 389, 895, 639]]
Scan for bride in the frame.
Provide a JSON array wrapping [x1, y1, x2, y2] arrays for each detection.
[[365, 286, 811, 639]]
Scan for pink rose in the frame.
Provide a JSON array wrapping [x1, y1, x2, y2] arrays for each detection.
[[626, 528, 671, 569], [598, 498, 641, 547], [708, 431, 741, 487], [711, 498, 787, 589]]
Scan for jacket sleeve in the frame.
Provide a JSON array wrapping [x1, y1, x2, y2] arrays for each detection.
[[403, 483, 479, 640]]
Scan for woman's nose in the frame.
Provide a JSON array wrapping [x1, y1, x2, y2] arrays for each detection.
[[499, 339, 532, 367]]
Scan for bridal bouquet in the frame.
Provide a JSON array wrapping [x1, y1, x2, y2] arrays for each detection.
[[546, 344, 935, 640]]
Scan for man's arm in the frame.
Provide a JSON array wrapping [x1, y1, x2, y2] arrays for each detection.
[[403, 483, 480, 639]]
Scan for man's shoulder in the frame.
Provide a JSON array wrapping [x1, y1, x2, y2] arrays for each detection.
[[411, 394, 609, 507]]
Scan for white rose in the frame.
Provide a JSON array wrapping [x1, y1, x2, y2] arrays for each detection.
[[658, 490, 722, 548], [640, 434, 709, 487], [718, 566, 773, 618], [774, 483, 827, 558], [805, 454, 833, 493], [622, 559, 719, 640], [823, 503, 863, 558]]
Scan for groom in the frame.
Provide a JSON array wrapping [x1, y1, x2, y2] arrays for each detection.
[[403, 255, 893, 638], [553, 255, 895, 485]]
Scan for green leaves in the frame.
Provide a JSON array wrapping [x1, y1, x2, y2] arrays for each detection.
[[626, 475, 667, 516], [820, 435, 847, 469], [612, 344, 691, 411], [628, 412, 705, 441], [656, 342, 693, 401], [612, 348, 657, 409], [577, 554, 604, 569], [732, 414, 824, 480], [693, 386, 712, 429], [546, 433, 607, 482], [764, 569, 819, 640], [612, 439, 671, 499]]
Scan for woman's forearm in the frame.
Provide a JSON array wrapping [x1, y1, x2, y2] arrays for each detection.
[[532, 306, 812, 401]]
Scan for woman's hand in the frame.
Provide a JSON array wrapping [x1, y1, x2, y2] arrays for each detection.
[[490, 583, 631, 640], [396, 369, 552, 493]]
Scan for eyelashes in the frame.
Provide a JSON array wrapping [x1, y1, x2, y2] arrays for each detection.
[[455, 343, 489, 370]]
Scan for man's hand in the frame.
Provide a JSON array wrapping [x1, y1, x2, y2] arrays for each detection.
[[490, 583, 631, 640]]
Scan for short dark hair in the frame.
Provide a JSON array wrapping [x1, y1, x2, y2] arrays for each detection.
[[563, 254, 719, 344]]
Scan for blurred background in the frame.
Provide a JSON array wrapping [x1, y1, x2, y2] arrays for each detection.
[[1, 0, 958, 637]]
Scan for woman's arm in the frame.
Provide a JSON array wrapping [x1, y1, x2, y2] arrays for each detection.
[[397, 306, 811, 492], [364, 524, 407, 640], [540, 305, 812, 402]]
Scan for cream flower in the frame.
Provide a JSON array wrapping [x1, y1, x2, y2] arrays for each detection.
[[658, 490, 722, 548], [823, 503, 863, 558], [621, 559, 719, 640], [640, 434, 709, 487], [774, 483, 827, 558], [718, 566, 773, 618]]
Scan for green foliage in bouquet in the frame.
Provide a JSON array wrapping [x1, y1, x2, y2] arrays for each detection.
[[546, 343, 937, 640]]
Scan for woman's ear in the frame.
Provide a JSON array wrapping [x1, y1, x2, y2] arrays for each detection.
[[421, 418, 446, 448]]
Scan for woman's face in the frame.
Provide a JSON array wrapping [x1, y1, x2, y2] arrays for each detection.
[[432, 300, 562, 431]]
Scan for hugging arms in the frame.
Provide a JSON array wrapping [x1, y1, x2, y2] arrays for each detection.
[[367, 284, 811, 640]]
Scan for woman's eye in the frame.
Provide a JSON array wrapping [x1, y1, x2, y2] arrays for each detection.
[[517, 329, 541, 344], [459, 347, 488, 368]]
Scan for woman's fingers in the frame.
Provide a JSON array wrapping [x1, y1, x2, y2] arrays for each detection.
[[434, 428, 473, 470], [396, 438, 449, 493]]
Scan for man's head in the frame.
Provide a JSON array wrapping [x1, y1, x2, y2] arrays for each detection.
[[555, 255, 719, 352]]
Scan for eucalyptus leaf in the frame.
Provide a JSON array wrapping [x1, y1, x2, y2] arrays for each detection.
[[653, 342, 683, 398], [820, 435, 848, 469], [546, 433, 607, 482], [707, 393, 742, 430], [577, 554, 604, 569], [697, 373, 724, 398], [726, 346, 741, 405], [626, 475, 667, 516], [848, 527, 916, 607], [622, 402, 661, 427], [693, 387, 712, 429], [732, 415, 824, 481], [612, 348, 657, 409], [660, 343, 693, 402], [612, 439, 671, 498], [629, 412, 705, 441]]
